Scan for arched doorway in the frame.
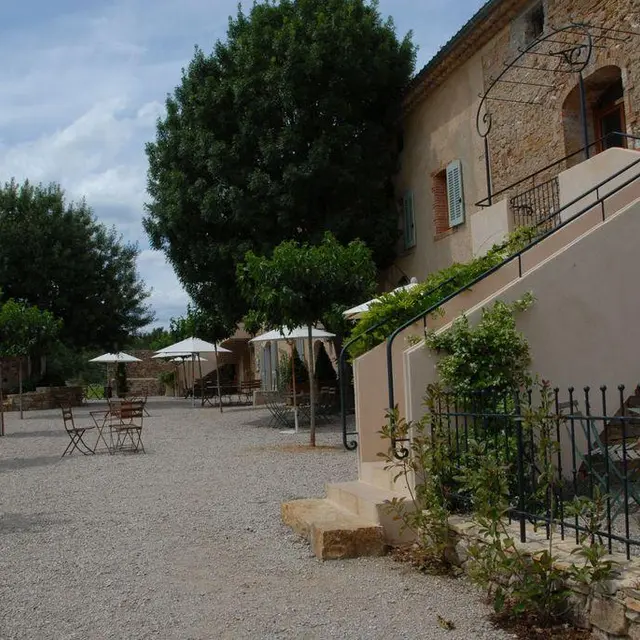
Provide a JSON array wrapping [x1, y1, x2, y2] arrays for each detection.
[[562, 66, 627, 162]]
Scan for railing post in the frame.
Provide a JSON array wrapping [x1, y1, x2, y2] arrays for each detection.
[[515, 391, 527, 543], [339, 344, 357, 451], [484, 137, 492, 206], [578, 72, 590, 160]]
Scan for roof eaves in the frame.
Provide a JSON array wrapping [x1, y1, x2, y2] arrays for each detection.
[[403, 0, 526, 112]]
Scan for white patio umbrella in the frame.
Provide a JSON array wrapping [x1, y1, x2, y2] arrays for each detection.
[[151, 352, 208, 397], [250, 326, 336, 433], [343, 277, 419, 320], [88, 352, 141, 397], [153, 337, 232, 409]]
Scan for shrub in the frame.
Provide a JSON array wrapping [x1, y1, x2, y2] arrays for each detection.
[[347, 226, 538, 360]]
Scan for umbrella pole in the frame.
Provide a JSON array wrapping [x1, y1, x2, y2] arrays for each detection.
[[198, 353, 204, 407], [191, 355, 195, 408], [0, 359, 5, 436], [19, 358, 23, 420], [214, 344, 223, 413], [307, 324, 316, 447], [290, 341, 298, 433]]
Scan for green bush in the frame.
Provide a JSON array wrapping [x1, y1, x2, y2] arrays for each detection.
[[346, 227, 538, 360], [278, 347, 308, 390]]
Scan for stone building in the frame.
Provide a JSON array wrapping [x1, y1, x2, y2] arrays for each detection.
[[386, 0, 640, 288]]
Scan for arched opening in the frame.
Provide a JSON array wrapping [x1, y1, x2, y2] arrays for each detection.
[[562, 66, 627, 163]]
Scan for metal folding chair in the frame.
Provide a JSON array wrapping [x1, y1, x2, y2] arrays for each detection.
[[110, 400, 145, 453], [264, 394, 294, 429], [561, 401, 640, 519], [61, 406, 96, 457]]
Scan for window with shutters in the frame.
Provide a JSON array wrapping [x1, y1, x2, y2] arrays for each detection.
[[446, 160, 465, 227], [432, 160, 465, 239], [401, 191, 416, 251]]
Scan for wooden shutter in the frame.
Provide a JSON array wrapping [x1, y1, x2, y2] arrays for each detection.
[[403, 191, 416, 249], [446, 160, 465, 227]]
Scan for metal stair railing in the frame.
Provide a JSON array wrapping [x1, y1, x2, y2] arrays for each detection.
[[386, 133, 640, 458], [339, 275, 458, 450]]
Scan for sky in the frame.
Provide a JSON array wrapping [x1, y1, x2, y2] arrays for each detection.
[[0, 0, 486, 329]]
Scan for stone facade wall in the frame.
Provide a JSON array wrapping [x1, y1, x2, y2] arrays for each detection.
[[482, 0, 640, 194], [2, 386, 83, 412], [391, 0, 640, 288], [448, 515, 640, 639]]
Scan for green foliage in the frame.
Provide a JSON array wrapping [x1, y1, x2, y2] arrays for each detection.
[[144, 0, 415, 324], [347, 226, 539, 359], [0, 297, 61, 359], [169, 303, 236, 343], [128, 327, 175, 351], [566, 489, 617, 589], [278, 347, 309, 390], [314, 343, 336, 384], [158, 370, 176, 386], [379, 406, 454, 573], [425, 293, 535, 396], [0, 180, 153, 349], [238, 232, 376, 331], [460, 382, 615, 626]]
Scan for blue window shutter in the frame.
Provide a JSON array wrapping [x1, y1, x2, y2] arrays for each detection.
[[403, 191, 416, 249], [446, 160, 465, 227]]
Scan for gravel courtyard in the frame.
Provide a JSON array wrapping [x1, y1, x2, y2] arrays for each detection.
[[0, 399, 510, 640]]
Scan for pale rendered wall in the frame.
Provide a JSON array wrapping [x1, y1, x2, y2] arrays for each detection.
[[404, 196, 640, 474], [391, 50, 488, 285]]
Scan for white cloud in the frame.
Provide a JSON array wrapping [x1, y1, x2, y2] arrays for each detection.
[[0, 0, 486, 329]]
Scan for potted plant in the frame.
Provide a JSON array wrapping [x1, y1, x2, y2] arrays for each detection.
[[158, 370, 176, 397]]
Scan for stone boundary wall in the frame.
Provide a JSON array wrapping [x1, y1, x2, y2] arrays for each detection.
[[448, 515, 640, 639], [127, 378, 163, 397], [2, 386, 83, 412]]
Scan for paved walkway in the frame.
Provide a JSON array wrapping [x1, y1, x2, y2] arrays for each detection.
[[0, 399, 509, 639]]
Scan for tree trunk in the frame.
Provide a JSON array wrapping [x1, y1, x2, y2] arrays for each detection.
[[214, 344, 223, 413], [198, 353, 204, 407], [19, 358, 23, 420], [0, 360, 5, 436], [307, 325, 316, 447], [289, 340, 298, 432]]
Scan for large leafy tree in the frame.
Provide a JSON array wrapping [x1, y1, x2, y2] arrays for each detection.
[[237, 232, 376, 445], [145, 0, 415, 324], [0, 180, 154, 350]]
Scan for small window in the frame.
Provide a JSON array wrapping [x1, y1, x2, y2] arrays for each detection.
[[432, 170, 450, 236], [402, 191, 416, 250], [432, 161, 465, 236], [446, 160, 465, 227], [523, 2, 545, 44]]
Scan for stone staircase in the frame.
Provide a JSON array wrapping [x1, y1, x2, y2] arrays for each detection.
[[281, 461, 416, 560]]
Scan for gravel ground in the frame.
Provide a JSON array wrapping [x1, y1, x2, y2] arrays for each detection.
[[0, 398, 511, 640]]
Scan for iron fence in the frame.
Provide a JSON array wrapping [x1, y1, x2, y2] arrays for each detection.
[[510, 175, 560, 232], [427, 384, 640, 559]]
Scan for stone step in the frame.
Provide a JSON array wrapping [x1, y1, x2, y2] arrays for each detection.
[[326, 480, 416, 545], [281, 498, 386, 560], [360, 461, 412, 495]]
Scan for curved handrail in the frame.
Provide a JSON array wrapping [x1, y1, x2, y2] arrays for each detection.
[[386, 138, 640, 457], [339, 275, 458, 449]]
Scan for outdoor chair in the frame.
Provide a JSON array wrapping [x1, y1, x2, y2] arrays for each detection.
[[264, 393, 294, 429], [61, 406, 96, 457], [316, 387, 339, 423], [109, 400, 145, 453], [560, 401, 640, 519], [127, 392, 150, 417]]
